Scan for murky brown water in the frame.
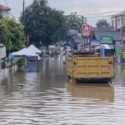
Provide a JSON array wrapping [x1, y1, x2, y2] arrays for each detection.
[[0, 56, 125, 124]]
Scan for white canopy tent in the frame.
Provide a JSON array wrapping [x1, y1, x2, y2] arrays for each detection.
[[11, 45, 41, 60], [27, 45, 41, 54], [101, 44, 114, 49], [95, 44, 114, 50], [12, 48, 28, 56]]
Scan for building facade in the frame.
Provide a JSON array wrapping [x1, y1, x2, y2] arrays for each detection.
[[111, 11, 125, 42], [111, 11, 125, 31], [0, 44, 6, 60]]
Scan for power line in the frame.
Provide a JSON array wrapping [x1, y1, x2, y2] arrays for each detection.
[[87, 10, 123, 15], [78, 10, 125, 18], [85, 14, 114, 18]]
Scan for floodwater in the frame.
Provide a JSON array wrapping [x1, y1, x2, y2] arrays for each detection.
[[0, 56, 125, 124]]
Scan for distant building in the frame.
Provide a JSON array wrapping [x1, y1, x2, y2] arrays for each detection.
[[0, 4, 10, 17], [111, 11, 125, 31], [111, 11, 125, 48]]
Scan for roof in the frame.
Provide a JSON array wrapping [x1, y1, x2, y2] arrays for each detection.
[[101, 44, 114, 49], [27, 45, 41, 54], [12, 48, 39, 57], [95, 44, 114, 50], [11, 44, 41, 57], [0, 4, 10, 12], [111, 11, 125, 18]]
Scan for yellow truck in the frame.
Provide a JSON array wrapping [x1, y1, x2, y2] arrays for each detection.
[[66, 52, 114, 83]]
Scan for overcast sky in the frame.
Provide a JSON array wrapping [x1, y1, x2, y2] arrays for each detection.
[[1, 0, 125, 25]]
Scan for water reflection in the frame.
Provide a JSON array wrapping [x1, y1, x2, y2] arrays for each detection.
[[39, 57, 66, 90], [0, 71, 26, 94], [0, 57, 125, 124], [26, 60, 41, 72], [114, 65, 125, 86], [67, 80, 114, 103]]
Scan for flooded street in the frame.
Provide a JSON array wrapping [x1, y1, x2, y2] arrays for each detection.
[[0, 56, 125, 124]]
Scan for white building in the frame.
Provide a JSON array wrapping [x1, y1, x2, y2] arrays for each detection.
[[112, 11, 125, 31]]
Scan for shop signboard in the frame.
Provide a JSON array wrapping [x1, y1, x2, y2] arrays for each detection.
[[101, 36, 113, 44]]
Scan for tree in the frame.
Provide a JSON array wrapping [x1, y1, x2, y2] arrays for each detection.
[[65, 12, 85, 32], [0, 17, 25, 53], [96, 19, 112, 31], [21, 0, 67, 47]]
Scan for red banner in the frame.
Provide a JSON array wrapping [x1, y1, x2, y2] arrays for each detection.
[[82, 24, 93, 37]]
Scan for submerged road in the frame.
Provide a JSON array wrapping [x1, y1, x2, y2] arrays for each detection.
[[0, 56, 125, 124]]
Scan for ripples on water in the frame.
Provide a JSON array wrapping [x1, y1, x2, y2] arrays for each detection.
[[0, 57, 125, 124]]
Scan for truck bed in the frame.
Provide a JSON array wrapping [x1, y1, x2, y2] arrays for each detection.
[[67, 56, 114, 82]]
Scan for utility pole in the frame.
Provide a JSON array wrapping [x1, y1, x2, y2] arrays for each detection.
[[23, 0, 25, 19]]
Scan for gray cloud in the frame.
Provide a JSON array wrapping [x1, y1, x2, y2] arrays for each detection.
[[2, 0, 125, 25]]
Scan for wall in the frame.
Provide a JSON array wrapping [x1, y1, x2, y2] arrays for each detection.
[[0, 46, 6, 59]]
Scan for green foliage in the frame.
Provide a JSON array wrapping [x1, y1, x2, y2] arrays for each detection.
[[0, 17, 25, 52], [21, 0, 86, 47], [17, 58, 25, 67], [65, 12, 85, 32], [21, 0, 67, 47], [96, 19, 112, 31], [17, 58, 26, 71]]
